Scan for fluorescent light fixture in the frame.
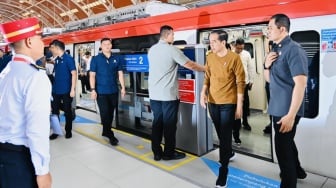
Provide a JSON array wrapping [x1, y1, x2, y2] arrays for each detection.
[[81, 0, 106, 9], [60, 9, 79, 17]]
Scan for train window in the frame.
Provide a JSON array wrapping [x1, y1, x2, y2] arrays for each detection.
[[173, 40, 187, 45], [112, 34, 159, 52], [291, 30, 320, 118], [244, 42, 254, 58]]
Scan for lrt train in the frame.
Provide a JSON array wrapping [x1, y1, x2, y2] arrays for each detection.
[[43, 0, 336, 180]]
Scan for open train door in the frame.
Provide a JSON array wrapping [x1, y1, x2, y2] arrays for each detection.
[[198, 25, 272, 160]]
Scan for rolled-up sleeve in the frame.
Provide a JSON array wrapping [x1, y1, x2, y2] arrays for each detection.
[[25, 72, 52, 175]]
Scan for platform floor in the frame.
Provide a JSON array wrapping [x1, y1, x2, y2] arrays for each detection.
[[49, 109, 336, 188]]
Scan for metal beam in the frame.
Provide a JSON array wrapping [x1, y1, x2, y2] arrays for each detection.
[[0, 2, 55, 27], [4, 0, 66, 26], [69, 0, 90, 17], [0, 8, 53, 27]]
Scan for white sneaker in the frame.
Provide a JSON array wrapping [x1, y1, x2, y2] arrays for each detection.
[[215, 184, 227, 188], [229, 152, 236, 161]]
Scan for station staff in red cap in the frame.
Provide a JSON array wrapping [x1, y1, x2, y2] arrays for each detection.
[[0, 17, 52, 188]]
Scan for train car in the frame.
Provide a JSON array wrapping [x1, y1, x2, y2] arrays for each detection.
[[43, 0, 336, 180]]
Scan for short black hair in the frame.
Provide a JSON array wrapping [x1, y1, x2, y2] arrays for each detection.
[[235, 38, 245, 45], [270, 13, 290, 32], [160, 25, 173, 37], [49, 39, 65, 51], [210, 30, 228, 42], [101, 38, 111, 44]]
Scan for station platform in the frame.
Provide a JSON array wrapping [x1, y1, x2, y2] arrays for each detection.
[[49, 109, 336, 188]]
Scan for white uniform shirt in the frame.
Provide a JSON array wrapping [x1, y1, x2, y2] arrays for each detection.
[[0, 54, 51, 175], [82, 55, 92, 72], [239, 50, 255, 84]]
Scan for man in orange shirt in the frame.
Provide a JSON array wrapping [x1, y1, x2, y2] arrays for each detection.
[[200, 30, 245, 188]]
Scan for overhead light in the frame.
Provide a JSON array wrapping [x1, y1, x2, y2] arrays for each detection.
[[22, 12, 30, 16], [60, 9, 79, 17], [81, 0, 106, 9]]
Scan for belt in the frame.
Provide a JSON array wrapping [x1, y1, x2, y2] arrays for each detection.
[[0, 142, 29, 152]]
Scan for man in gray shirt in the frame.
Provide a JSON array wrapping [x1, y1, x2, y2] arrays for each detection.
[[148, 25, 204, 161], [264, 14, 308, 188]]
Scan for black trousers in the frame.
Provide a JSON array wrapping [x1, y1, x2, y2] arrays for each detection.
[[96, 93, 118, 137], [232, 84, 250, 139], [273, 115, 302, 188], [242, 84, 250, 124], [265, 82, 272, 124], [0, 143, 37, 188], [52, 93, 73, 133], [232, 119, 241, 140], [79, 73, 90, 93], [208, 103, 236, 185], [150, 99, 179, 157]]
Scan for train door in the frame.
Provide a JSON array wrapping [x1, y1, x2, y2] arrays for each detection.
[[73, 42, 96, 112], [198, 25, 272, 160]]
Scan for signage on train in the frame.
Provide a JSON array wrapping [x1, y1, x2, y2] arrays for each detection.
[[121, 53, 149, 72]]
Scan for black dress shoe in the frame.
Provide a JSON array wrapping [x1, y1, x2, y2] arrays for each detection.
[[280, 167, 307, 179], [65, 132, 72, 139], [49, 134, 59, 140], [297, 167, 307, 179], [243, 124, 252, 131], [109, 136, 119, 146], [154, 154, 161, 161], [162, 151, 186, 160], [263, 125, 271, 134], [102, 132, 113, 138]]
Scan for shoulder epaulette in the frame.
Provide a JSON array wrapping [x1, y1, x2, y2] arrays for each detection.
[[30, 63, 46, 71]]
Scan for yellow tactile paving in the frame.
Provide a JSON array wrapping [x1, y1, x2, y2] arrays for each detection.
[[74, 124, 197, 171]]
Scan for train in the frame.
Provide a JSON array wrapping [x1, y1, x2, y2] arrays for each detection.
[[42, 0, 336, 180]]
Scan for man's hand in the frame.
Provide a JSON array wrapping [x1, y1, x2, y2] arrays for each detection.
[[120, 88, 126, 99], [36, 172, 52, 188], [200, 93, 208, 109], [235, 104, 243, 120], [70, 89, 75, 97], [90, 90, 97, 100], [265, 52, 278, 68], [278, 115, 295, 133]]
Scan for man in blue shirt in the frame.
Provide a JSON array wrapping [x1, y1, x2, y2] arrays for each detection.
[[0, 17, 52, 188], [0, 49, 12, 73], [90, 38, 125, 146], [49, 39, 77, 139], [264, 14, 308, 188]]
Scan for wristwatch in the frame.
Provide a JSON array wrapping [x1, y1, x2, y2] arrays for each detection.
[[91, 88, 95, 92], [264, 64, 270, 70]]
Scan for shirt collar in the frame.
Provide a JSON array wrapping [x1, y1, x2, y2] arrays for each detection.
[[159, 39, 169, 45], [274, 36, 291, 50], [13, 54, 35, 64]]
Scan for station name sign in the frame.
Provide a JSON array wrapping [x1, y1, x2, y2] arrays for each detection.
[[121, 53, 149, 72]]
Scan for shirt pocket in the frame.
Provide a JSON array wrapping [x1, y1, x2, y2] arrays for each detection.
[[273, 56, 291, 77]]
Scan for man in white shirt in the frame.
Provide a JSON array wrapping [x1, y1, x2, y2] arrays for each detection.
[[0, 17, 52, 188], [232, 38, 255, 143]]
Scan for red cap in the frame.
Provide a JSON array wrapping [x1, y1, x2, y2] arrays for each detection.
[[0, 17, 42, 44]]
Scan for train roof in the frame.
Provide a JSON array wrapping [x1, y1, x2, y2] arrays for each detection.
[[42, 0, 336, 45]]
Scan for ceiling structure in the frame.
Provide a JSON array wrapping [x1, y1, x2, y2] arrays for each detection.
[[0, 0, 221, 28]]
